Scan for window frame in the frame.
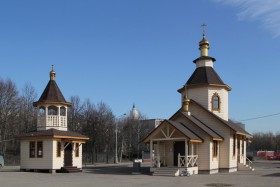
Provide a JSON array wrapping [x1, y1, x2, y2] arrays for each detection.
[[37, 141, 43, 158], [233, 134, 236, 158], [29, 141, 36, 158], [211, 93, 221, 112], [75, 143, 79, 157], [212, 140, 218, 160], [57, 141, 61, 157]]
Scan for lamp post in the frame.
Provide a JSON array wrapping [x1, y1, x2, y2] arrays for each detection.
[[115, 113, 126, 164]]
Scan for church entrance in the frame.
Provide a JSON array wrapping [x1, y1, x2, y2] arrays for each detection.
[[64, 142, 73, 167], [174, 141, 185, 166]]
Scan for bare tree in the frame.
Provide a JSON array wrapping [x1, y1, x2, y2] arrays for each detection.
[[18, 83, 37, 133], [68, 96, 84, 132], [0, 79, 20, 156]]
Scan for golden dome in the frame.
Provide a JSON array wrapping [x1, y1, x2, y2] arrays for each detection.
[[50, 65, 56, 80]]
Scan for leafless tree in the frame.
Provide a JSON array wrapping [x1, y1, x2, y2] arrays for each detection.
[[0, 79, 20, 156]]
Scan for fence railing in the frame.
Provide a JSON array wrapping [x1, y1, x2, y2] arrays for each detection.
[[178, 154, 198, 168]]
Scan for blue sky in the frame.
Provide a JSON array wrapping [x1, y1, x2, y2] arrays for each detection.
[[0, 0, 279, 133]]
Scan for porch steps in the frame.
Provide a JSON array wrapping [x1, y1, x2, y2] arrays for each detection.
[[238, 163, 254, 171], [153, 167, 180, 177], [59, 166, 82, 173]]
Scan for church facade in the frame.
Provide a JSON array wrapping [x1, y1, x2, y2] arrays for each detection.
[[18, 67, 89, 173], [143, 30, 252, 175]]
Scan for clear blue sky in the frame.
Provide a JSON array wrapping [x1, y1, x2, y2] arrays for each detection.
[[1, 0, 279, 133]]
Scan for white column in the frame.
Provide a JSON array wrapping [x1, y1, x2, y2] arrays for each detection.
[[157, 141, 160, 168], [191, 142, 194, 155], [185, 139, 188, 168], [185, 139, 188, 156], [45, 106, 49, 127], [58, 106, 61, 127], [150, 140, 153, 167]]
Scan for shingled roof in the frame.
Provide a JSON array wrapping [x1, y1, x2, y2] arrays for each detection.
[[190, 100, 252, 138], [33, 79, 71, 107], [178, 66, 232, 92], [187, 66, 224, 85]]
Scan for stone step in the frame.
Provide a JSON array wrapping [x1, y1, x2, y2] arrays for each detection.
[[237, 163, 254, 171], [59, 166, 82, 173], [153, 167, 179, 177]]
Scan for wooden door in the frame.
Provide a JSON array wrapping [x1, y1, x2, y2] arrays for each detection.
[[64, 143, 73, 167], [174, 141, 185, 166]]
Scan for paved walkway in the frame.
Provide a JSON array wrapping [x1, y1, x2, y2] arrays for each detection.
[[0, 161, 279, 187]]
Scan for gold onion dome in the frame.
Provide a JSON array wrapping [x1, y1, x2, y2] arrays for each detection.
[[199, 24, 210, 57], [50, 65, 56, 80]]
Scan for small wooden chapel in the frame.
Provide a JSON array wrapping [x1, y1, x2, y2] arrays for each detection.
[[18, 66, 89, 173], [143, 27, 253, 176]]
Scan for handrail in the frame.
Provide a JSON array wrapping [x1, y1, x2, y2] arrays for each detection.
[[246, 157, 253, 168], [178, 154, 198, 167]]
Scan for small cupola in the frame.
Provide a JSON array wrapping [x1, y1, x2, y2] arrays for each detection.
[[33, 65, 72, 131], [199, 24, 210, 57]]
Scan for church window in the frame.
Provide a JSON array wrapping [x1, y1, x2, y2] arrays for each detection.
[[29, 141, 36, 158], [233, 135, 236, 157], [37, 142, 43, 158], [212, 141, 218, 159], [212, 93, 220, 111], [57, 141, 61, 157], [75, 143, 79, 157]]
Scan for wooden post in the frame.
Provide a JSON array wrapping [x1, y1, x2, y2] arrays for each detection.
[[157, 141, 160, 168], [178, 153, 180, 167], [191, 142, 194, 155], [185, 139, 188, 168], [150, 140, 153, 167]]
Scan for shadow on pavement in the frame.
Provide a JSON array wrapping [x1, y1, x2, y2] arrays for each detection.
[[262, 173, 280, 177], [83, 166, 150, 176]]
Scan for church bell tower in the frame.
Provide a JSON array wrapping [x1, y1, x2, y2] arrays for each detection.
[[178, 25, 231, 121]]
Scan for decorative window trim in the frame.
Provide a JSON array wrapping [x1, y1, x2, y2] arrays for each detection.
[[212, 140, 218, 160], [75, 143, 79, 157], [211, 93, 221, 112], [233, 134, 236, 159], [29, 141, 43, 158], [57, 141, 61, 157], [29, 141, 36, 158], [37, 141, 43, 158]]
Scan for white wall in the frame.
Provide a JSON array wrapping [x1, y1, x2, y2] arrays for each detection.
[[72, 144, 82, 168], [20, 140, 53, 169]]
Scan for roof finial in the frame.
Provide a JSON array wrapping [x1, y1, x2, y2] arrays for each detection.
[[201, 23, 207, 39], [50, 65, 56, 80], [199, 23, 210, 57]]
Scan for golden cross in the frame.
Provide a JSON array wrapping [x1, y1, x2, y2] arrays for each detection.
[[201, 23, 207, 38]]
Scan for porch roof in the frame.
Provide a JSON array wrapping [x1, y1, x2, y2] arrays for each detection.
[[17, 128, 89, 141], [142, 120, 203, 144]]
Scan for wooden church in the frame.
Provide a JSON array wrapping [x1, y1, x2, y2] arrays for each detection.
[[143, 28, 253, 176], [18, 66, 89, 173]]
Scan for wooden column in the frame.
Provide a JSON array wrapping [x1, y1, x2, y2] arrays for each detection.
[[150, 140, 153, 167]]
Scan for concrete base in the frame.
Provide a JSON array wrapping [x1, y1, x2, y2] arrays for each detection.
[[179, 167, 198, 176], [198, 168, 219, 174], [219, 167, 237, 173]]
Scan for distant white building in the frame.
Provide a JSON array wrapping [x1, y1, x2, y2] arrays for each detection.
[[18, 67, 89, 173], [130, 104, 140, 119]]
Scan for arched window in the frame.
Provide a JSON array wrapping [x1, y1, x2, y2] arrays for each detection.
[[48, 106, 58, 115], [212, 93, 220, 111], [39, 107, 45, 116], [60, 107, 66, 116]]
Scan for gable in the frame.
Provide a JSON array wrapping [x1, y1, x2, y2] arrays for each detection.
[[142, 120, 202, 144]]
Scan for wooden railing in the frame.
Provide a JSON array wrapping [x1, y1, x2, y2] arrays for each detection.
[[37, 115, 67, 128], [153, 156, 166, 168], [178, 154, 198, 168]]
